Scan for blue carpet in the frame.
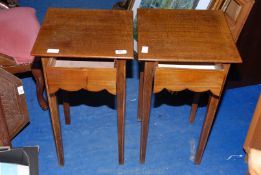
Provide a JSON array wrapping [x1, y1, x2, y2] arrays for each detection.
[[12, 1, 261, 174]]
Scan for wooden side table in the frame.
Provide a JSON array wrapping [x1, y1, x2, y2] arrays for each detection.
[[31, 8, 133, 165], [137, 9, 242, 164]]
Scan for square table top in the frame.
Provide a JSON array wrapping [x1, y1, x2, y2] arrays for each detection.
[[137, 9, 242, 63], [31, 8, 134, 60]]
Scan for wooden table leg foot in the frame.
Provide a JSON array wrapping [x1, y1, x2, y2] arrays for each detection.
[[194, 94, 220, 164]]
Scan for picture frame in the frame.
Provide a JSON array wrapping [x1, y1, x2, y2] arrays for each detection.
[[130, 0, 225, 51]]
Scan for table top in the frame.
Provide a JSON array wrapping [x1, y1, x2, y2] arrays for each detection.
[[31, 8, 134, 60], [137, 9, 242, 63]]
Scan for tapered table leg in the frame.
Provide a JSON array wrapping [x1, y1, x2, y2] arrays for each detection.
[[189, 92, 201, 123], [49, 93, 64, 165], [116, 60, 126, 164], [194, 94, 220, 164], [140, 62, 156, 164], [42, 58, 64, 166], [138, 70, 144, 121], [63, 91, 71, 125]]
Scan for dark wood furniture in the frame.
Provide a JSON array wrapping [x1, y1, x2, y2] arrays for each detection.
[[0, 68, 29, 147], [222, 0, 255, 41], [244, 93, 261, 154], [31, 8, 134, 166], [137, 9, 242, 164], [234, 0, 261, 86]]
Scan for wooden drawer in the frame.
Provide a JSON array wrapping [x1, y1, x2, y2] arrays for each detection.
[[45, 58, 117, 95], [154, 63, 227, 96]]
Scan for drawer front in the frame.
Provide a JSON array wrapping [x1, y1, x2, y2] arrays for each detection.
[[46, 67, 117, 95], [154, 68, 227, 96]]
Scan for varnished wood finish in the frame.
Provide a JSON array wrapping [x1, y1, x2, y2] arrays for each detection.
[[137, 9, 241, 63], [42, 58, 64, 166], [137, 9, 241, 164], [194, 94, 220, 164], [137, 70, 144, 121], [31, 8, 133, 60], [33, 9, 134, 165], [189, 0, 254, 126], [189, 92, 201, 123], [244, 94, 261, 153], [116, 60, 126, 164], [210, 0, 226, 10], [140, 61, 156, 164], [45, 59, 117, 95], [31, 67, 48, 110], [63, 91, 71, 125], [154, 66, 228, 96], [222, 0, 255, 41]]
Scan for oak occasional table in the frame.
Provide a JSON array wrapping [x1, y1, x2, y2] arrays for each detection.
[[31, 8, 133, 165], [137, 9, 242, 164]]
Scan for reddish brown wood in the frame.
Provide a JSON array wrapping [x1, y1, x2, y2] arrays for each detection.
[[63, 92, 71, 125], [154, 66, 228, 96], [189, 92, 201, 123], [31, 67, 48, 110], [31, 9, 133, 60], [222, 0, 255, 41], [0, 96, 11, 147], [45, 60, 117, 95], [140, 61, 156, 164], [116, 60, 126, 164], [194, 94, 220, 164], [137, 9, 241, 63], [137, 70, 144, 121], [137, 9, 240, 164], [42, 58, 64, 166], [33, 9, 133, 165]]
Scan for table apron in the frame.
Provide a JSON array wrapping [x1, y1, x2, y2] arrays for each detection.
[[153, 68, 227, 96], [45, 66, 117, 95]]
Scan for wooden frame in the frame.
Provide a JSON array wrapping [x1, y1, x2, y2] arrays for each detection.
[[221, 0, 254, 41]]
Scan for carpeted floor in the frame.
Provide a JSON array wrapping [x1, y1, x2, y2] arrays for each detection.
[[12, 0, 261, 174]]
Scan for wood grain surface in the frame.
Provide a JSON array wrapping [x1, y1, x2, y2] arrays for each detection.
[[137, 9, 241, 63], [32, 8, 133, 60]]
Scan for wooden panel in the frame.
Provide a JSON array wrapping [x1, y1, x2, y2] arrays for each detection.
[[222, 0, 254, 41], [31, 8, 134, 60], [0, 98, 10, 146], [137, 9, 241, 63], [244, 94, 261, 153], [45, 59, 117, 95], [154, 65, 228, 96], [0, 68, 29, 139]]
